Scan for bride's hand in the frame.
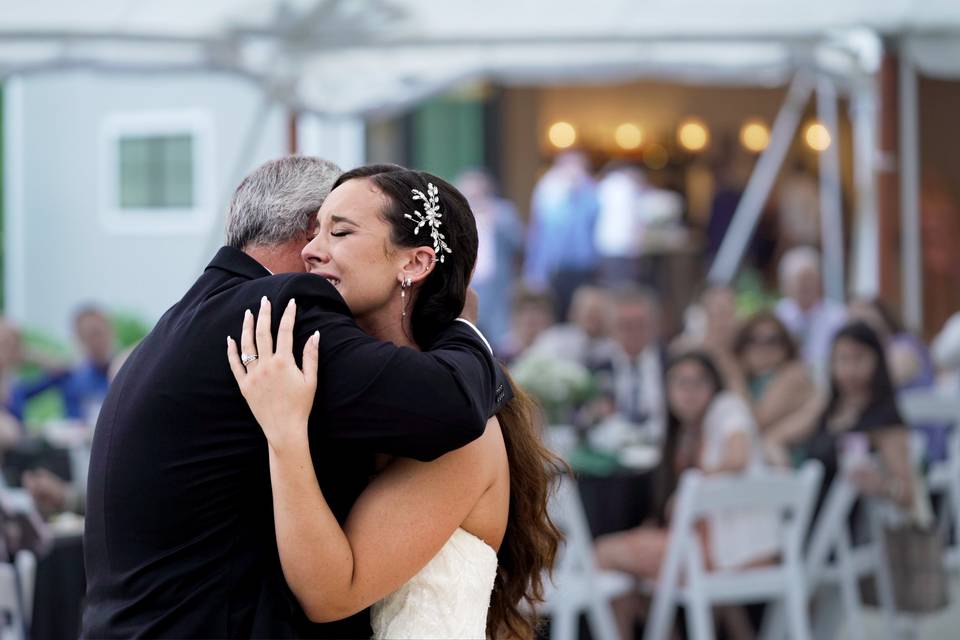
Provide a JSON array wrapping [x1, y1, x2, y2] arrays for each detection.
[[227, 297, 319, 453]]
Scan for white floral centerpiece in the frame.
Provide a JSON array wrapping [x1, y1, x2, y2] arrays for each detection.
[[509, 353, 596, 425]]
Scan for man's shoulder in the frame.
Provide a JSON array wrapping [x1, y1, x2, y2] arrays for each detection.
[[233, 273, 348, 309]]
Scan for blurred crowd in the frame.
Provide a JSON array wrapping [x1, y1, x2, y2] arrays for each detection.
[[0, 305, 128, 523], [495, 241, 960, 637], [454, 147, 960, 640]]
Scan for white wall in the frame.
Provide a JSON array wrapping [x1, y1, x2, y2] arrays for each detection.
[[4, 71, 289, 341]]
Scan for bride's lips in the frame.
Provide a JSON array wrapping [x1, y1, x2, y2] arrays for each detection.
[[313, 272, 341, 287]]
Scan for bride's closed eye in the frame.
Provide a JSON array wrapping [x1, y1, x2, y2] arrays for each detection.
[[331, 229, 352, 237]]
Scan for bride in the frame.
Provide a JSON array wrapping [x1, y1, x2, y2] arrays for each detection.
[[227, 164, 563, 639]]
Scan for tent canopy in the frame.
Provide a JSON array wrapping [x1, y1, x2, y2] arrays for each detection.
[[2, 0, 960, 114]]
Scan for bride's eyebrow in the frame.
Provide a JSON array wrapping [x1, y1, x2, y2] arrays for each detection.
[[330, 214, 358, 227]]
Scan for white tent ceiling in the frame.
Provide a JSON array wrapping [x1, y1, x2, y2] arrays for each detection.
[[1, 0, 959, 114]]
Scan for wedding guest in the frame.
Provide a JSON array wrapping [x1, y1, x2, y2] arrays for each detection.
[[591, 286, 667, 440], [932, 310, 960, 390], [9, 305, 115, 424], [499, 289, 555, 363], [848, 297, 946, 461], [671, 285, 741, 385], [774, 246, 846, 379], [526, 285, 617, 368], [594, 164, 682, 286], [765, 322, 914, 512], [731, 311, 815, 438], [458, 169, 524, 349], [22, 467, 84, 518], [594, 351, 778, 640], [523, 150, 600, 320]]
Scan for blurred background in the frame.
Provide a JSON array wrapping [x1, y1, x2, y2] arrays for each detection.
[[1, 1, 960, 638]]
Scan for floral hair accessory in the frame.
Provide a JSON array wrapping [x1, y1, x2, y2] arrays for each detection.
[[405, 183, 452, 263]]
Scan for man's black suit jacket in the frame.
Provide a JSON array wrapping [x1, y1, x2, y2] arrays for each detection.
[[82, 247, 505, 638]]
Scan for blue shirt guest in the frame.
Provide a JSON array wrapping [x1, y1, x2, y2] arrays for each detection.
[[458, 169, 525, 351], [523, 151, 600, 321], [10, 305, 114, 424]]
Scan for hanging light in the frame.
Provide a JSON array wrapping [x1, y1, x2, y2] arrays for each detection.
[[804, 121, 832, 152], [548, 121, 577, 149], [678, 118, 710, 152], [740, 119, 770, 153], [614, 123, 643, 150]]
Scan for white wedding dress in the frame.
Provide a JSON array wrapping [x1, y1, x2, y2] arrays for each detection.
[[370, 527, 498, 639]]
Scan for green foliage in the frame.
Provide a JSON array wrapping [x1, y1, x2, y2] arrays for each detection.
[[110, 310, 151, 349]]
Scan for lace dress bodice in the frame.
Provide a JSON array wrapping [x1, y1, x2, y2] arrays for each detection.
[[371, 528, 498, 639]]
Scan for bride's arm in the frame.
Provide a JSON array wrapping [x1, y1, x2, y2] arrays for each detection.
[[228, 298, 499, 623], [268, 424, 499, 622]]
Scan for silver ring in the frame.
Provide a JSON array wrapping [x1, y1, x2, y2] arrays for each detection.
[[241, 353, 259, 366]]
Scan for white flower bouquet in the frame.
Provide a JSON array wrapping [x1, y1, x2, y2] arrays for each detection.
[[509, 353, 597, 424]]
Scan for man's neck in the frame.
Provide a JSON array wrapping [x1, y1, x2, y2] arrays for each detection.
[[243, 240, 308, 275]]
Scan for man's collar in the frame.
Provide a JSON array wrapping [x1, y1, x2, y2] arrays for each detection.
[[206, 246, 272, 281]]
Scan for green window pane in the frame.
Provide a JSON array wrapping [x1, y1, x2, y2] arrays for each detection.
[[118, 134, 194, 209]]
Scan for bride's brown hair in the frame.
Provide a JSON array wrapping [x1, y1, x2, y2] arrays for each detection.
[[331, 165, 565, 638]]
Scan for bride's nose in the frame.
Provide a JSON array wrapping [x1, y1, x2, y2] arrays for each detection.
[[301, 236, 331, 268]]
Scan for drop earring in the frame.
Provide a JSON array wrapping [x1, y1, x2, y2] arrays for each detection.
[[400, 277, 413, 318]]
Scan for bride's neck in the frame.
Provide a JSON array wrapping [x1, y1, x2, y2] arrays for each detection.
[[357, 297, 419, 350]]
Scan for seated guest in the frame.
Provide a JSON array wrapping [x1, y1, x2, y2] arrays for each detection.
[[499, 288, 555, 363], [765, 322, 915, 513], [594, 351, 778, 640], [774, 246, 846, 380], [849, 297, 946, 461], [671, 284, 740, 385], [527, 285, 617, 367], [590, 286, 667, 439], [848, 297, 933, 389], [9, 305, 115, 424], [731, 311, 815, 439], [22, 467, 84, 518], [931, 310, 960, 385]]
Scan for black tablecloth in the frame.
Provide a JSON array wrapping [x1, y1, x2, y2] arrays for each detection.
[[32, 533, 84, 640], [576, 469, 656, 538]]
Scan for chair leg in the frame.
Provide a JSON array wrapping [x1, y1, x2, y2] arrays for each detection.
[[550, 607, 579, 640], [784, 580, 811, 640], [835, 530, 865, 640], [811, 585, 845, 640], [588, 598, 623, 640], [758, 600, 786, 640], [684, 596, 715, 640]]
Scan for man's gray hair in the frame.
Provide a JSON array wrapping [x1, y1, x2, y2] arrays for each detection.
[[225, 156, 342, 249]]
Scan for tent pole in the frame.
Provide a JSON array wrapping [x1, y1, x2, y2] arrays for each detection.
[[708, 71, 815, 284], [817, 76, 845, 303], [849, 80, 880, 298], [898, 45, 923, 332]]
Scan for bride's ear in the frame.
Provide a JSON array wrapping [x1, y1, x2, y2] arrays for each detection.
[[400, 246, 437, 285]]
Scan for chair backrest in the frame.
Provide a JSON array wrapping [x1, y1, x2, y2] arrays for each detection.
[[548, 474, 601, 579], [673, 461, 824, 557], [897, 389, 960, 426], [804, 476, 859, 583]]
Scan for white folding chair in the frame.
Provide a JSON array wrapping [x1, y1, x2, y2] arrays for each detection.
[[541, 474, 634, 640], [13, 551, 35, 629], [643, 461, 823, 640], [897, 389, 960, 570], [0, 562, 25, 640]]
